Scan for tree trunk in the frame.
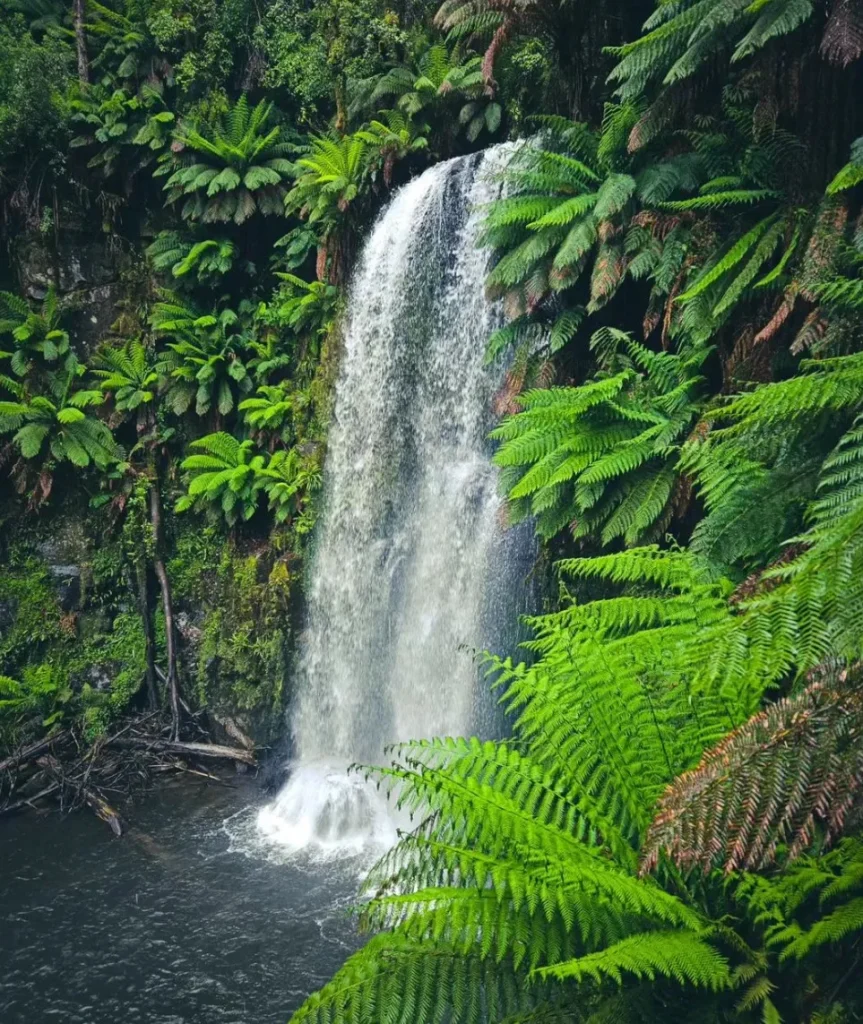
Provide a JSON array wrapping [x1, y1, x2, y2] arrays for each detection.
[[73, 0, 89, 84], [149, 481, 181, 740], [334, 74, 347, 134], [135, 564, 159, 710]]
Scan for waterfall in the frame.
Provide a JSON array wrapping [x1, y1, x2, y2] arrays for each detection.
[[258, 147, 529, 855]]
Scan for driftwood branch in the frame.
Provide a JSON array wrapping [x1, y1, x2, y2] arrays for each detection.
[[108, 736, 256, 766], [0, 781, 60, 816], [37, 755, 124, 836], [82, 785, 124, 836], [159, 761, 228, 784], [0, 707, 255, 832], [0, 730, 70, 775]]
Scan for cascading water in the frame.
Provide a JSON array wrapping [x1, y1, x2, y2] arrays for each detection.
[[258, 146, 530, 855]]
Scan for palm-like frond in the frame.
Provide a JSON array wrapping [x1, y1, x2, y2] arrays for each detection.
[[289, 542, 753, 1022], [644, 678, 863, 874], [285, 134, 368, 236], [91, 339, 158, 413], [492, 330, 706, 543], [0, 366, 121, 475], [147, 231, 238, 284], [152, 298, 254, 417], [644, 409, 863, 872], [177, 430, 320, 528], [158, 96, 294, 224], [0, 288, 73, 378], [608, 0, 818, 108]]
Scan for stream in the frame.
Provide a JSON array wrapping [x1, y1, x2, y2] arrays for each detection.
[[0, 777, 363, 1024]]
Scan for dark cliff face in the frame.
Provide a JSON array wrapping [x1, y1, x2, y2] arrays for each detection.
[[14, 227, 124, 355]]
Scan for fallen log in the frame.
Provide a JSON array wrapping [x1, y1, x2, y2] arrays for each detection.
[[163, 760, 228, 784], [0, 730, 70, 775], [81, 785, 124, 837], [0, 782, 60, 816], [36, 755, 124, 837], [108, 736, 256, 766]]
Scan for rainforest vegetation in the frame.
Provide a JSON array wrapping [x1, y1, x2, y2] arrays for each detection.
[[2, 0, 863, 1020]]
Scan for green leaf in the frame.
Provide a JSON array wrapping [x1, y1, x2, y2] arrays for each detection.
[[207, 167, 242, 196]]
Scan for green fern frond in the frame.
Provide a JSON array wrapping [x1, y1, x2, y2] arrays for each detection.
[[536, 931, 729, 990]]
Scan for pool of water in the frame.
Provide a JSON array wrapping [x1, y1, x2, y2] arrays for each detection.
[[0, 776, 365, 1023]]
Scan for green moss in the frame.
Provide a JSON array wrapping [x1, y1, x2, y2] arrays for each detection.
[[170, 524, 295, 735], [167, 524, 223, 604], [88, 542, 128, 605], [1, 605, 151, 746], [70, 609, 151, 739], [0, 556, 70, 664], [0, 531, 153, 747]]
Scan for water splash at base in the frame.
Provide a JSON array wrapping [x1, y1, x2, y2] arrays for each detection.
[[257, 765, 397, 859]]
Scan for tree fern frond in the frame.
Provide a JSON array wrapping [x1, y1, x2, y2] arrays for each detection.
[[536, 931, 729, 990]]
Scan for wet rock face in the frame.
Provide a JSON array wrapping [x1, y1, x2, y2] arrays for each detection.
[[68, 283, 125, 353], [36, 519, 91, 612], [18, 232, 118, 297], [49, 565, 82, 611], [15, 230, 123, 354], [175, 611, 203, 646], [83, 663, 114, 692], [36, 518, 90, 569]]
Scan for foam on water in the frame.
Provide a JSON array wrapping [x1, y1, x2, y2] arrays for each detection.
[[256, 765, 397, 859]]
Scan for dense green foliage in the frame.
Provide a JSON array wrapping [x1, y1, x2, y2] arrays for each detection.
[[2, 0, 863, 1020]]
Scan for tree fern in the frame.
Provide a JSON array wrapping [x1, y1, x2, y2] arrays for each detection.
[[91, 339, 158, 417], [289, 543, 763, 1022], [286, 133, 367, 230], [351, 47, 503, 145], [355, 111, 429, 187], [153, 298, 254, 417], [735, 839, 863, 966], [680, 351, 863, 575], [492, 331, 706, 543], [645, 414, 863, 872], [147, 231, 239, 285], [0, 365, 121, 484], [157, 96, 294, 224], [0, 287, 73, 377], [608, 0, 818, 106], [643, 678, 863, 873], [178, 431, 320, 529]]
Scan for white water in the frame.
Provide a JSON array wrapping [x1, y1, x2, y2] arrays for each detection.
[[258, 147, 528, 856]]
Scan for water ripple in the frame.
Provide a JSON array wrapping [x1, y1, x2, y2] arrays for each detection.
[[0, 778, 363, 1024]]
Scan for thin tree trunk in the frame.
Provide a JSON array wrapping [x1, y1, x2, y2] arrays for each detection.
[[135, 564, 159, 710], [149, 481, 181, 740], [334, 74, 347, 133], [50, 186, 61, 291], [73, 0, 89, 84]]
